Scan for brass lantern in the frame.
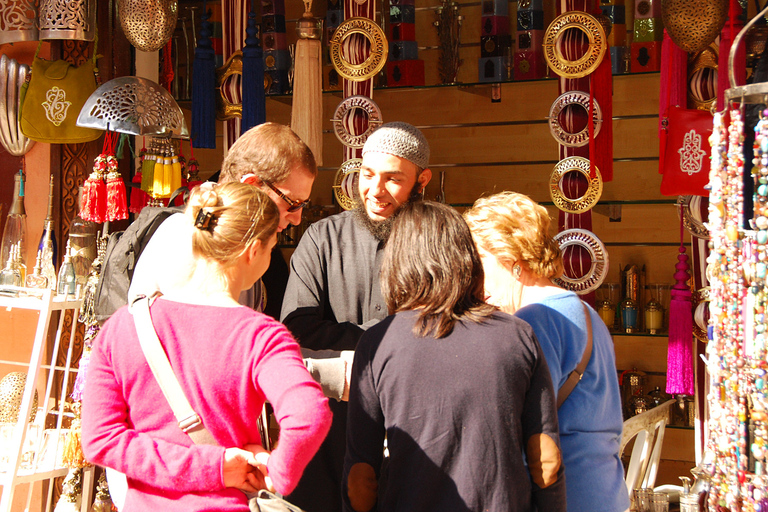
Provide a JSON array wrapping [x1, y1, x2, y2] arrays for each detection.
[[0, 0, 38, 44], [662, 0, 728, 54], [39, 0, 97, 41], [118, 0, 179, 53]]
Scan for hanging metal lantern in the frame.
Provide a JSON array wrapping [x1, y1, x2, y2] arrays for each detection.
[[39, 0, 97, 41], [0, 0, 38, 44], [661, 0, 728, 54], [118, 0, 178, 53], [0, 55, 35, 157]]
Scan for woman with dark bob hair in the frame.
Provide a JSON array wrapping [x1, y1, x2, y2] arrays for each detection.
[[342, 201, 566, 512]]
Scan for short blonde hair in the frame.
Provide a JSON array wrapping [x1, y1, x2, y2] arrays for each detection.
[[463, 191, 564, 279], [186, 182, 279, 268]]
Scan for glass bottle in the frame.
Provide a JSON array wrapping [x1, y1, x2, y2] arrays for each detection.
[[13, 242, 26, 284], [621, 297, 639, 333], [57, 241, 76, 298], [37, 174, 57, 271], [0, 170, 27, 274], [40, 235, 56, 290], [25, 250, 48, 289], [68, 186, 97, 287], [0, 246, 22, 288]]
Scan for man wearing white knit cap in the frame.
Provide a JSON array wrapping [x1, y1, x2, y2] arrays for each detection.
[[281, 122, 432, 512]]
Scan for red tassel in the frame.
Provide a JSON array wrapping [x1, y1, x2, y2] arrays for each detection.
[[129, 171, 149, 213], [666, 219, 695, 395], [81, 156, 107, 223], [106, 156, 129, 221]]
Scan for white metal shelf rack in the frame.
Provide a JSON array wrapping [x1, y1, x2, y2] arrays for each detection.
[[0, 289, 94, 512]]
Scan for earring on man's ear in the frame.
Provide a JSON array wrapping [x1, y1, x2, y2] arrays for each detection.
[[513, 264, 522, 279]]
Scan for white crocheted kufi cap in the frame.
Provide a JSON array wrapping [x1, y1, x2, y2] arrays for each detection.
[[361, 122, 430, 170]]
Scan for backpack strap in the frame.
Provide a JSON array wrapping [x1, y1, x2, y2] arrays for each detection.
[[556, 301, 594, 409]]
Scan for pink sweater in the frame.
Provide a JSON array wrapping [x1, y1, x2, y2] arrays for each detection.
[[82, 299, 331, 512]]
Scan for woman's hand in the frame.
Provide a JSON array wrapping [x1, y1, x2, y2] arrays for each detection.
[[223, 446, 272, 493]]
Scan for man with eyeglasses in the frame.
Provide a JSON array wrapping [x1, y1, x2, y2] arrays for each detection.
[[280, 122, 432, 512]]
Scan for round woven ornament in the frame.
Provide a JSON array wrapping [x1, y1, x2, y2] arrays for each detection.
[[552, 229, 609, 294], [329, 17, 388, 81], [549, 157, 603, 214], [543, 11, 607, 79]]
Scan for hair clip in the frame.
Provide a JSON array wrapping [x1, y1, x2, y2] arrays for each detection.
[[194, 209, 216, 232]]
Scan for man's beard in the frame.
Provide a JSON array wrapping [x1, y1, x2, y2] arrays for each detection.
[[352, 182, 423, 242]]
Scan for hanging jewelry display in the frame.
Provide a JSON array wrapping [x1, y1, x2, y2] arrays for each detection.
[[333, 158, 362, 211], [551, 228, 608, 294], [332, 95, 383, 148], [0, 55, 35, 157], [704, 5, 768, 503]]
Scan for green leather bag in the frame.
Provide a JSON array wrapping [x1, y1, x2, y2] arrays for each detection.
[[20, 53, 101, 144]]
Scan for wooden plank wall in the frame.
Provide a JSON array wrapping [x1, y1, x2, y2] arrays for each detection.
[[180, 0, 695, 485]]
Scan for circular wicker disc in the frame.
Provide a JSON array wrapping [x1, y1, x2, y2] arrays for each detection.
[[332, 95, 383, 148], [549, 91, 602, 147], [550, 156, 603, 213], [329, 17, 388, 82], [552, 228, 609, 294], [543, 11, 607, 79], [333, 158, 362, 210]]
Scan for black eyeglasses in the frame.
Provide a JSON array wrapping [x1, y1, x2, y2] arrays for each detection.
[[262, 181, 309, 212]]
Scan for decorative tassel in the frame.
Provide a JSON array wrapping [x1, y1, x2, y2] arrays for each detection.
[[187, 157, 204, 190], [141, 147, 157, 194], [666, 216, 695, 395], [152, 153, 166, 198], [291, 1, 324, 165], [241, 6, 266, 133], [81, 156, 107, 223], [106, 156, 129, 222], [53, 468, 83, 512], [191, 1, 217, 149], [130, 168, 149, 214], [62, 416, 87, 468], [659, 30, 687, 174]]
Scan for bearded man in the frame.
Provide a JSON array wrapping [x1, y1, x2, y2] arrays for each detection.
[[281, 122, 432, 512]]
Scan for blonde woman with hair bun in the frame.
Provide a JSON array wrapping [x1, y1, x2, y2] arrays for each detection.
[[464, 191, 629, 512], [82, 183, 332, 512]]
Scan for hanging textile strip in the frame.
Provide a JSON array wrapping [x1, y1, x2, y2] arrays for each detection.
[[342, 0, 375, 162], [222, 0, 248, 151], [554, 0, 606, 305]]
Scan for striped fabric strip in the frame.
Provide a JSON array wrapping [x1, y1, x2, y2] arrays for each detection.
[[342, 0, 375, 161]]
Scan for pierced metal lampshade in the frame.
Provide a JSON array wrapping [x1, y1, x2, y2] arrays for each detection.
[[0, 0, 38, 44], [77, 76, 189, 138], [118, 0, 178, 52], [39, 0, 97, 41], [0, 55, 35, 157]]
